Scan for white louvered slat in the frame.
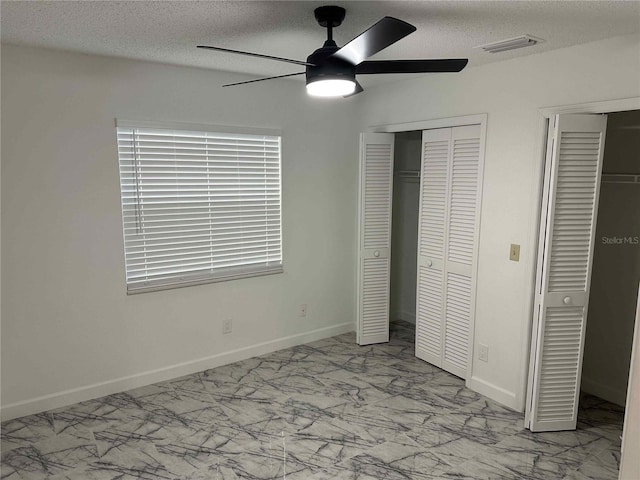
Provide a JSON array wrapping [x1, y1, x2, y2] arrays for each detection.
[[448, 137, 480, 266], [363, 144, 394, 249], [116, 125, 282, 293], [416, 265, 443, 364], [528, 114, 607, 433], [443, 272, 472, 377], [536, 307, 584, 422], [419, 139, 449, 260], [357, 133, 394, 345], [362, 258, 391, 337], [548, 132, 600, 292]]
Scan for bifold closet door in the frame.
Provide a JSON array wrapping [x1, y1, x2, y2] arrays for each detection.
[[357, 133, 394, 345], [416, 125, 482, 379], [527, 114, 607, 432]]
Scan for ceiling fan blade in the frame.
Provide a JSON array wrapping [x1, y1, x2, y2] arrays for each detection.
[[198, 45, 314, 67], [331, 17, 416, 66], [344, 81, 364, 98], [356, 59, 469, 74], [223, 72, 305, 87]]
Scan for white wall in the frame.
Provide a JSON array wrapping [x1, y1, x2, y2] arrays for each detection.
[[582, 111, 640, 406], [390, 131, 421, 324], [0, 45, 359, 419], [358, 34, 640, 410]]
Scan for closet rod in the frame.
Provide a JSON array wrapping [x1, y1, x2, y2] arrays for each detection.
[[601, 173, 640, 184], [394, 170, 420, 179]]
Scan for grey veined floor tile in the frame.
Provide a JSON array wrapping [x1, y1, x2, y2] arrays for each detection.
[[1, 321, 623, 480], [1, 412, 56, 453]]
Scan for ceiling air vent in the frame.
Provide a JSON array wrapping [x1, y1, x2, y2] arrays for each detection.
[[476, 35, 544, 53]]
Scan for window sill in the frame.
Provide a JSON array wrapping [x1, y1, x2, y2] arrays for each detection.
[[126, 266, 284, 295]]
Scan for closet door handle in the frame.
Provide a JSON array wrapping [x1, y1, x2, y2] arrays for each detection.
[[427, 260, 433, 267], [373, 250, 380, 258], [563, 296, 572, 305]]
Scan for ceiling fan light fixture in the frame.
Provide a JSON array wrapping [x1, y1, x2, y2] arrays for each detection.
[[306, 78, 356, 97]]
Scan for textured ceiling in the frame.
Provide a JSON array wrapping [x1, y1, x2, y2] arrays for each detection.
[[2, 1, 639, 87]]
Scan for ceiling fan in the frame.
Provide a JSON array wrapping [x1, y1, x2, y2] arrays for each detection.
[[197, 5, 468, 98]]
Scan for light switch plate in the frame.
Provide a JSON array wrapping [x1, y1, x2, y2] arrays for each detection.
[[510, 244, 521, 262]]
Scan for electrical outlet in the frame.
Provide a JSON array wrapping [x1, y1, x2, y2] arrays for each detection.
[[478, 343, 489, 362], [509, 243, 521, 262], [298, 304, 307, 317], [222, 318, 233, 335]]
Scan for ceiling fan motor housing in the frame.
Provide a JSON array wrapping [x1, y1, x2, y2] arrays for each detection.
[[306, 44, 356, 85]]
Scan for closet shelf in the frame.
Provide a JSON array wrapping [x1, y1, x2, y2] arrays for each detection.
[[601, 173, 640, 184]]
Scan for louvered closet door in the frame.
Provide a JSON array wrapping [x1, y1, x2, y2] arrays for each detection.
[[528, 114, 607, 432], [442, 125, 482, 378], [416, 128, 450, 366], [416, 125, 482, 379], [357, 133, 395, 345]]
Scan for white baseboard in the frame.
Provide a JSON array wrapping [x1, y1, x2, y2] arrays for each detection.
[[581, 376, 627, 407], [467, 376, 520, 412], [1, 322, 353, 421]]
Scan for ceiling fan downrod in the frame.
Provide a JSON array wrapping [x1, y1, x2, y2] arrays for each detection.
[[314, 5, 345, 47]]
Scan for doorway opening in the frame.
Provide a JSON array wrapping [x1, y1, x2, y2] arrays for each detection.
[[578, 110, 640, 469], [526, 107, 640, 475], [390, 131, 421, 332], [356, 115, 487, 384]]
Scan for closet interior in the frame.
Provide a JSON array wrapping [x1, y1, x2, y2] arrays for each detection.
[[390, 131, 421, 329], [580, 110, 640, 418]]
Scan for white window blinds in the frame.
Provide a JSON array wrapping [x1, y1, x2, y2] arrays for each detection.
[[116, 123, 283, 294]]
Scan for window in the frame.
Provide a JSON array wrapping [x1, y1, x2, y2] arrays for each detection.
[[116, 120, 282, 294]]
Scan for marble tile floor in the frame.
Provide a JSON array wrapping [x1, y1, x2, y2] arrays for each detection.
[[1, 321, 624, 479]]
